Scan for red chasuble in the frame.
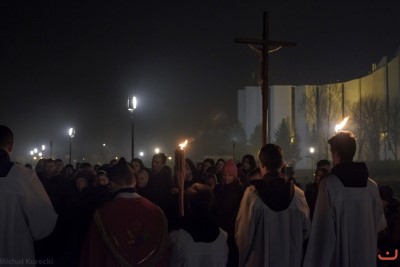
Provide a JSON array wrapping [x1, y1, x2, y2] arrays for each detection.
[[81, 197, 168, 267]]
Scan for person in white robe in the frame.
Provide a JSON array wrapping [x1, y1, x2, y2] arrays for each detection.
[[303, 131, 386, 267], [169, 183, 229, 267], [235, 144, 310, 267], [0, 125, 57, 267]]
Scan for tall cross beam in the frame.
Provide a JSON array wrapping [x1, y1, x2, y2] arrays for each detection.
[[235, 11, 296, 145]]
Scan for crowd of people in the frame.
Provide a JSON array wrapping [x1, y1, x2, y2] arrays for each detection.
[[1, 124, 400, 267]]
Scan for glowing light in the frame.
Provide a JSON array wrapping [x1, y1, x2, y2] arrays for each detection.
[[69, 128, 75, 137], [33, 148, 38, 153], [139, 151, 144, 157], [335, 116, 349, 132], [179, 140, 188, 149], [309, 147, 315, 154], [128, 96, 137, 112], [42, 145, 46, 150], [38, 152, 42, 157], [30, 151, 34, 155], [168, 156, 172, 160], [155, 148, 160, 154]]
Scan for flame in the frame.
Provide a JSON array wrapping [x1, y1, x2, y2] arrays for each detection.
[[179, 140, 188, 149], [335, 116, 349, 132]]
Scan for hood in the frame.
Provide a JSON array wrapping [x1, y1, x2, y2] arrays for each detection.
[[251, 171, 294, 212], [0, 149, 13, 177], [181, 213, 220, 243], [331, 162, 369, 187]]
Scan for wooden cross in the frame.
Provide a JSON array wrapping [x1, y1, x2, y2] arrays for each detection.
[[235, 11, 296, 145]]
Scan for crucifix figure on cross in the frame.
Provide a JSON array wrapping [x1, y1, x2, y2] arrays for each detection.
[[235, 11, 296, 145]]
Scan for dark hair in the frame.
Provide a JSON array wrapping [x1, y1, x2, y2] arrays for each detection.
[[0, 125, 13, 149], [108, 160, 135, 185], [259, 143, 283, 170], [247, 167, 261, 179], [379, 185, 394, 202], [317, 159, 330, 168], [186, 183, 214, 214], [216, 158, 225, 165], [328, 131, 356, 162], [242, 154, 257, 169], [185, 158, 197, 175], [131, 158, 145, 170], [153, 153, 167, 164], [202, 158, 216, 169]]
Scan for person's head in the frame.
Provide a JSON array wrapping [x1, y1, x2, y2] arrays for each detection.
[[131, 158, 145, 174], [73, 170, 94, 191], [316, 159, 331, 173], [25, 163, 32, 169], [186, 183, 214, 215], [0, 125, 13, 155], [96, 170, 110, 186], [328, 131, 356, 166], [54, 159, 64, 175], [136, 170, 149, 188], [109, 159, 118, 166], [241, 154, 257, 172], [185, 158, 196, 180], [61, 164, 75, 179], [44, 159, 56, 177], [247, 167, 262, 181], [79, 162, 94, 173], [215, 158, 225, 172], [204, 173, 217, 190], [379, 185, 394, 207], [108, 158, 136, 190], [222, 159, 237, 184], [314, 168, 328, 184], [152, 153, 167, 173], [258, 144, 283, 176], [201, 158, 215, 174]]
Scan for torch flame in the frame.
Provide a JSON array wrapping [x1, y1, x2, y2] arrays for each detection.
[[179, 140, 188, 149], [335, 116, 349, 132]]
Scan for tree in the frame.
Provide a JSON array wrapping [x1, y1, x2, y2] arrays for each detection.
[[302, 84, 341, 159], [248, 124, 262, 156], [387, 97, 400, 160], [351, 95, 385, 161], [274, 118, 301, 166]]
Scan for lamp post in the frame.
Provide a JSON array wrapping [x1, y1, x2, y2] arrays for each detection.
[[309, 147, 315, 172], [128, 96, 137, 161], [68, 127, 75, 164]]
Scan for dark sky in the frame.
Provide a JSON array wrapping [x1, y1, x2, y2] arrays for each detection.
[[1, 1, 400, 164]]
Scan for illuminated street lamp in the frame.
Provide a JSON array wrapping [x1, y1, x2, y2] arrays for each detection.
[[155, 147, 160, 154], [69, 127, 75, 164], [139, 151, 144, 157], [309, 147, 315, 171], [128, 96, 137, 161]]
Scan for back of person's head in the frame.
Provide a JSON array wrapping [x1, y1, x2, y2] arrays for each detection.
[[259, 143, 283, 170], [247, 167, 262, 181], [186, 183, 214, 215], [328, 131, 356, 162], [0, 125, 13, 152], [153, 153, 167, 164], [317, 159, 330, 169], [108, 158, 135, 186]]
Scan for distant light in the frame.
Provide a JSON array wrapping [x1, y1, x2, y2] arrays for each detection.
[[139, 151, 144, 157], [128, 96, 137, 112], [115, 156, 119, 160], [103, 143, 106, 147], [42, 145, 46, 150], [168, 156, 172, 160], [290, 137, 295, 144], [155, 148, 160, 154], [309, 147, 315, 154], [69, 128, 75, 137], [33, 148, 38, 153], [38, 152, 42, 157], [33, 156, 37, 160], [30, 151, 34, 155], [82, 157, 85, 161]]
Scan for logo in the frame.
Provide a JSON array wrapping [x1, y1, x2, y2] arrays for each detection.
[[378, 249, 398, 261]]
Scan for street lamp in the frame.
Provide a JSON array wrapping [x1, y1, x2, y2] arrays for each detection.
[[128, 96, 137, 161], [69, 127, 75, 164], [309, 147, 315, 171]]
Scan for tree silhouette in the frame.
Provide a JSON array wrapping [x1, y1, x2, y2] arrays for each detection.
[[274, 118, 301, 166]]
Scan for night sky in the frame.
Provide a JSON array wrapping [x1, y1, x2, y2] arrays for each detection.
[[2, 1, 400, 164]]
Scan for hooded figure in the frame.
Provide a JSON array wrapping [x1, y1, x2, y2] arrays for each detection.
[[304, 131, 386, 267], [235, 144, 310, 267]]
